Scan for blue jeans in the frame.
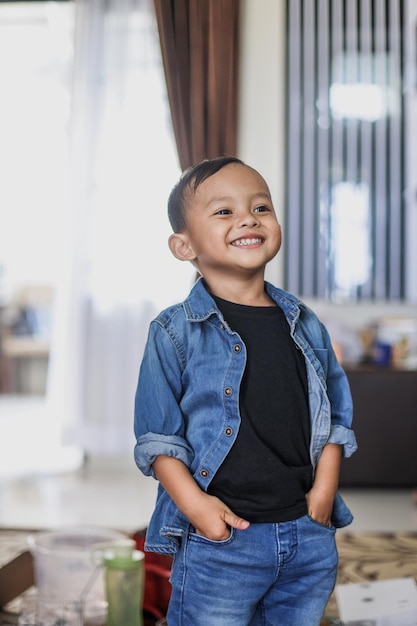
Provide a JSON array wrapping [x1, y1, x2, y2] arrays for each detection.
[[167, 515, 338, 625]]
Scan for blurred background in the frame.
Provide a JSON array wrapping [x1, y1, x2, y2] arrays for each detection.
[[0, 0, 416, 533]]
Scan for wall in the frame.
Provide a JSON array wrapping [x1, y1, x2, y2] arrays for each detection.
[[237, 0, 285, 286]]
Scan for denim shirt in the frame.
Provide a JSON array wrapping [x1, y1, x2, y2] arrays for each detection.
[[134, 279, 357, 554]]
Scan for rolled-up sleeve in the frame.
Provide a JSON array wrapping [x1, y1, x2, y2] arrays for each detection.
[[327, 423, 357, 458], [134, 433, 194, 477]]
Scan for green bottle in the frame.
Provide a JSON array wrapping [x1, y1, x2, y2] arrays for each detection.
[[104, 539, 145, 626]]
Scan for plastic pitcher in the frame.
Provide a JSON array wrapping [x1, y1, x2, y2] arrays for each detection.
[[28, 526, 126, 626]]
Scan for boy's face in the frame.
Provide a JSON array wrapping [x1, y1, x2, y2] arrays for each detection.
[[169, 163, 282, 282]]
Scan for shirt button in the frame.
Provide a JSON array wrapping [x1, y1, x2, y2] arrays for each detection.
[[224, 387, 233, 396], [225, 427, 233, 436], [234, 344, 241, 353], [200, 469, 209, 478]]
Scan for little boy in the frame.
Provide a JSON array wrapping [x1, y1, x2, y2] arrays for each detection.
[[134, 156, 357, 625]]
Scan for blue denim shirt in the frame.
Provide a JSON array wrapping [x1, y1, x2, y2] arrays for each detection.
[[134, 279, 357, 554]]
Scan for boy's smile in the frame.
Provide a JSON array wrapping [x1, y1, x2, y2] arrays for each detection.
[[169, 163, 282, 286], [231, 237, 263, 247]]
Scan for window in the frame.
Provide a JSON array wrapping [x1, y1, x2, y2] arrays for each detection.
[[0, 1, 75, 296], [285, 0, 409, 302]]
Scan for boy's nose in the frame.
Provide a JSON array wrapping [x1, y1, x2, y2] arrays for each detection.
[[240, 214, 259, 228]]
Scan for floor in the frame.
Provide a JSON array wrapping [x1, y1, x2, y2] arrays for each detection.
[[1, 453, 417, 534], [0, 454, 157, 533], [1, 397, 417, 534], [0, 395, 157, 533]]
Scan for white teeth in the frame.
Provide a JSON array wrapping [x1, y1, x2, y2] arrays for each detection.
[[232, 238, 262, 246]]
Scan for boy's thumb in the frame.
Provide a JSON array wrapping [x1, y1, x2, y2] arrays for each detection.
[[225, 511, 250, 530]]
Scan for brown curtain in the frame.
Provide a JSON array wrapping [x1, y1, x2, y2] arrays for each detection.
[[153, 0, 240, 170]]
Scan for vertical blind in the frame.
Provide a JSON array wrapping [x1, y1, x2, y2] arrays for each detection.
[[285, 0, 405, 301]]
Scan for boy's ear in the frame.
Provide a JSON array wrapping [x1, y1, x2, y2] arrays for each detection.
[[168, 233, 197, 262]]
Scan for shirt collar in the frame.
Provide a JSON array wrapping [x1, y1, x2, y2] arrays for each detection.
[[183, 277, 302, 327]]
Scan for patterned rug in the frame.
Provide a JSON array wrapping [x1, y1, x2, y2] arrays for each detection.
[[1, 529, 417, 623], [325, 531, 417, 620]]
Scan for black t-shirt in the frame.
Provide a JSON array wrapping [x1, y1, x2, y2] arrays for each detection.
[[208, 296, 313, 523]]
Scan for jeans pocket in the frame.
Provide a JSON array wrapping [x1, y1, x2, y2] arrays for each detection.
[[188, 526, 235, 545]]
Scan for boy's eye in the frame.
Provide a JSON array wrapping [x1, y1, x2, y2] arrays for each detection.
[[254, 205, 270, 213], [215, 208, 232, 215]]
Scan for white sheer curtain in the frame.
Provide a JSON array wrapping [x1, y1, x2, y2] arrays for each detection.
[[47, 0, 193, 456]]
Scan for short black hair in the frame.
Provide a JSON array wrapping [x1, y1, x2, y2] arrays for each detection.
[[168, 156, 244, 233]]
